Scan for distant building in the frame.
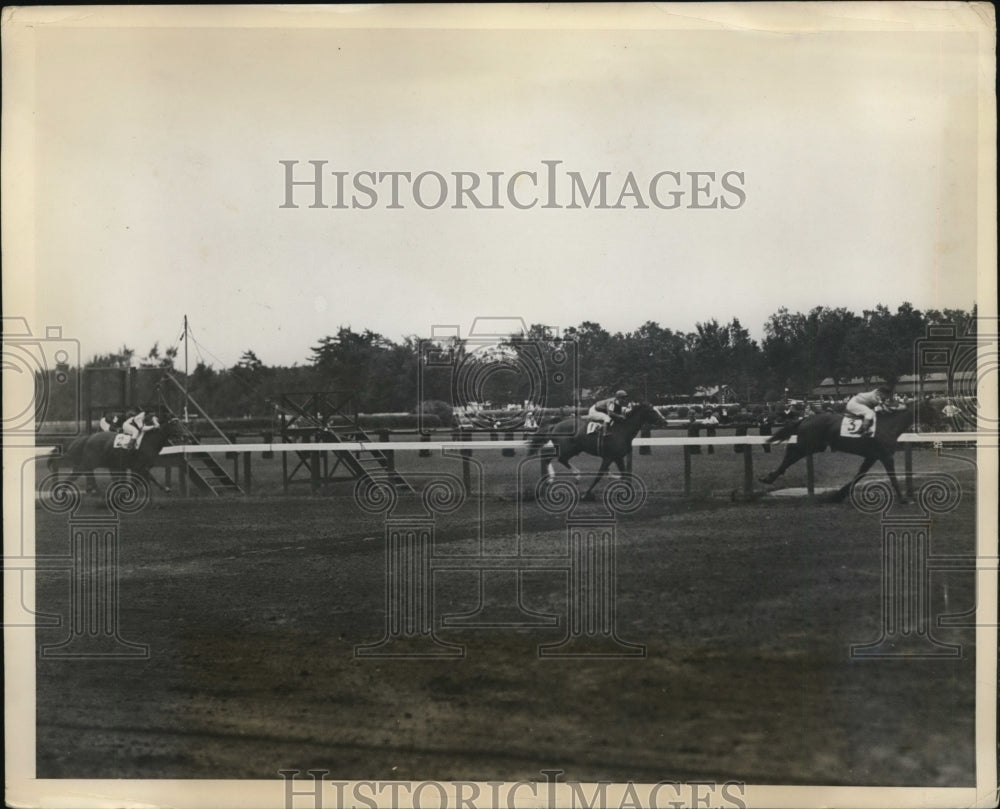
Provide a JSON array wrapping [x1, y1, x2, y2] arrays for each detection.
[[811, 372, 977, 398], [694, 384, 740, 404]]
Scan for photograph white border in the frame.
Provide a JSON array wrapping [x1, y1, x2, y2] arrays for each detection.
[[3, 4, 996, 808]]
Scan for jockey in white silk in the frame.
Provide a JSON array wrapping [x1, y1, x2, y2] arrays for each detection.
[[846, 386, 890, 436], [122, 408, 161, 449]]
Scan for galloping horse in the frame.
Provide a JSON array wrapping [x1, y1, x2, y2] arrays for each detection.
[[528, 403, 663, 499], [758, 402, 927, 502], [48, 419, 178, 495]]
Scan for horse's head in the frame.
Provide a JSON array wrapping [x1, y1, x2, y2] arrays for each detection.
[[159, 415, 183, 439], [912, 397, 949, 432], [628, 402, 664, 426], [140, 416, 181, 452], [878, 397, 925, 436], [880, 398, 909, 414]]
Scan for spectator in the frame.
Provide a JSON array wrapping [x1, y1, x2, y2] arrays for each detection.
[[941, 398, 963, 431]]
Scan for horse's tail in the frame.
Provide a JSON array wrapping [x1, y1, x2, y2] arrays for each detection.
[[527, 430, 550, 456], [48, 435, 83, 472], [766, 419, 801, 444]]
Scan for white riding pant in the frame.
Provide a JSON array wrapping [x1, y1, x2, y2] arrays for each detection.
[[587, 407, 612, 425], [846, 401, 876, 423]]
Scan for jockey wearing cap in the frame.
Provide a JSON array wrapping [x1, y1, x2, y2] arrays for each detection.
[[121, 407, 161, 449], [846, 386, 891, 436], [588, 390, 630, 434], [99, 412, 125, 433]]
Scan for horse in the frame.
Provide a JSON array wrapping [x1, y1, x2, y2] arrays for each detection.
[[528, 402, 663, 499], [47, 419, 179, 495], [757, 401, 928, 502]]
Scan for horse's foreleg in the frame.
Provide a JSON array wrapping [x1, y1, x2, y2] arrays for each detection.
[[146, 470, 171, 494], [133, 467, 170, 496], [880, 454, 906, 503], [582, 460, 612, 500], [610, 457, 626, 480], [836, 456, 877, 501]]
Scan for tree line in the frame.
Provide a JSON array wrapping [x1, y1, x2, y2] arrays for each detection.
[[40, 302, 975, 422]]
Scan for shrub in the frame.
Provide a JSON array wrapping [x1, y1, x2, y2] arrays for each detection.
[[418, 400, 456, 428]]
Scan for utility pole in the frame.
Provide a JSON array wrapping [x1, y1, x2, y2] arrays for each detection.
[[183, 314, 190, 423]]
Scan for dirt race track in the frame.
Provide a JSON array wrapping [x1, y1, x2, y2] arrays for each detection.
[[34, 443, 980, 786]]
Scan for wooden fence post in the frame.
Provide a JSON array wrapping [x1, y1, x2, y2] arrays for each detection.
[[310, 450, 321, 493], [759, 421, 772, 453], [734, 426, 748, 453], [687, 424, 701, 454], [461, 432, 472, 496], [734, 426, 751, 495], [743, 446, 754, 497]]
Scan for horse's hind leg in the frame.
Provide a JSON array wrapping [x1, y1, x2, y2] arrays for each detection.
[[543, 439, 569, 480], [759, 445, 805, 484], [560, 450, 583, 481], [582, 460, 612, 500], [54, 467, 80, 488]]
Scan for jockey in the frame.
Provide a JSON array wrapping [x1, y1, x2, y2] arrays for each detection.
[[588, 390, 630, 433], [99, 412, 124, 432], [121, 406, 161, 449], [846, 385, 891, 435]]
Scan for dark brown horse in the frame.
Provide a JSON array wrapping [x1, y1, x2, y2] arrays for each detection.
[[528, 403, 663, 499], [48, 420, 178, 494], [758, 402, 927, 502]]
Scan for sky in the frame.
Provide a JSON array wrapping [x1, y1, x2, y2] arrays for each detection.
[[6, 4, 991, 369]]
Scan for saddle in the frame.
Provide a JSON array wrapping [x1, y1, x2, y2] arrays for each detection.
[[841, 414, 876, 438], [112, 433, 135, 450]]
